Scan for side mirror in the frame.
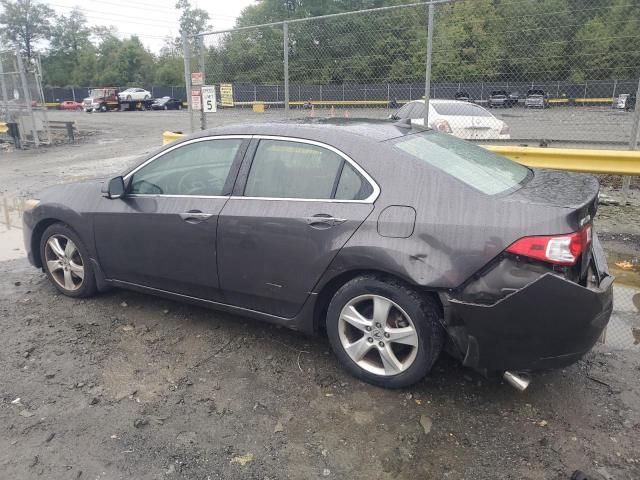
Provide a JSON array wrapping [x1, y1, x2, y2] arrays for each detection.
[[106, 176, 125, 199]]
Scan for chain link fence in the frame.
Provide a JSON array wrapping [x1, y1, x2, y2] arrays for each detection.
[[180, 0, 639, 349], [186, 0, 640, 149], [0, 49, 51, 148]]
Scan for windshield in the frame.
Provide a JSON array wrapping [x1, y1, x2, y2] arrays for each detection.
[[89, 89, 107, 98], [392, 131, 530, 195]]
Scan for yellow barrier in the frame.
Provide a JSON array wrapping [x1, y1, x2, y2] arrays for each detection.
[[162, 131, 185, 145], [252, 102, 265, 113], [159, 131, 638, 175], [0, 122, 7, 134], [485, 146, 640, 176]]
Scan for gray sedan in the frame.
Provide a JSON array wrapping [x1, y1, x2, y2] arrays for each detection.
[[22, 119, 613, 389]]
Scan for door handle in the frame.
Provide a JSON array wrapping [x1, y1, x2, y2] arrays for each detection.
[[179, 210, 214, 224], [305, 214, 347, 229]]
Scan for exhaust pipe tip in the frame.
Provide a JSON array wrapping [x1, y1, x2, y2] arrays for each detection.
[[503, 371, 531, 392]]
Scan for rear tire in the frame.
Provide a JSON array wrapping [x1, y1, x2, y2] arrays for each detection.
[[40, 223, 97, 298], [326, 275, 444, 388]]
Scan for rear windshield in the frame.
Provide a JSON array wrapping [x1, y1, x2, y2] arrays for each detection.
[[431, 103, 492, 117], [392, 132, 530, 195], [527, 90, 545, 96]]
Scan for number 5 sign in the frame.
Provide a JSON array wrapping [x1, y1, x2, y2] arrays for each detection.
[[201, 86, 217, 113]]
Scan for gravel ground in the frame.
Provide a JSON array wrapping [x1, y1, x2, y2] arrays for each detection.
[[0, 110, 639, 480]]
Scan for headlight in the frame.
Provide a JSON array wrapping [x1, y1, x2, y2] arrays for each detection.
[[23, 199, 40, 211]]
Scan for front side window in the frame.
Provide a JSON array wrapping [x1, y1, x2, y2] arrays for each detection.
[[130, 139, 242, 196], [244, 139, 372, 200]]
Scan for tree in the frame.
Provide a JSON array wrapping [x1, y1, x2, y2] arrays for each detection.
[[49, 8, 92, 63], [0, 0, 55, 60], [175, 0, 210, 45], [44, 8, 93, 86]]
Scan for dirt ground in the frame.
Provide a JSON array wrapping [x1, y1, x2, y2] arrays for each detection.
[[0, 110, 639, 480]]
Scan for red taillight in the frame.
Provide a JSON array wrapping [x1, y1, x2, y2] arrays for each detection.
[[505, 225, 592, 266], [430, 119, 452, 133]]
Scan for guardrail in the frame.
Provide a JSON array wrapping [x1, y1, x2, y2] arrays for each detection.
[[485, 146, 640, 176], [161, 131, 640, 176]]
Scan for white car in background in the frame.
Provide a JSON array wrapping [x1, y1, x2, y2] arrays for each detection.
[[118, 87, 152, 101], [391, 99, 510, 140]]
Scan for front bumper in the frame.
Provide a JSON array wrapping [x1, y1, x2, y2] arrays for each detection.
[[445, 272, 613, 372]]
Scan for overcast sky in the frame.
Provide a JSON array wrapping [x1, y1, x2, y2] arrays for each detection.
[[42, 0, 257, 52]]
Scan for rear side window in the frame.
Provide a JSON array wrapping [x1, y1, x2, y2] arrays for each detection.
[[432, 103, 492, 117], [244, 139, 372, 200], [393, 132, 529, 195], [395, 102, 414, 119], [335, 162, 373, 200]]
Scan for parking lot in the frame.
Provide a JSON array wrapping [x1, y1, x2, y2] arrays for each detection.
[[1, 109, 639, 479]]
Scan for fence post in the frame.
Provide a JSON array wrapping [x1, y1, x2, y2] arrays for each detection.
[[622, 77, 640, 206], [15, 45, 39, 147], [34, 54, 51, 144], [0, 56, 9, 121], [199, 36, 207, 131], [423, 1, 434, 127], [182, 32, 195, 133], [283, 22, 290, 116], [72, 86, 76, 102]]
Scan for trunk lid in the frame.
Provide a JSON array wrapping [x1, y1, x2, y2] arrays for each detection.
[[502, 168, 600, 279]]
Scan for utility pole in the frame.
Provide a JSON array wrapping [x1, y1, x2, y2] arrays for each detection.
[[423, 2, 434, 128], [15, 45, 39, 147], [623, 77, 640, 205], [283, 22, 290, 116], [182, 32, 195, 133]]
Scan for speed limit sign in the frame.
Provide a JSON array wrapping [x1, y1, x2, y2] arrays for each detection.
[[201, 86, 217, 113]]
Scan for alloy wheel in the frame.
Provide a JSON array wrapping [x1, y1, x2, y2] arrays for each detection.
[[338, 294, 419, 376], [44, 234, 85, 291]]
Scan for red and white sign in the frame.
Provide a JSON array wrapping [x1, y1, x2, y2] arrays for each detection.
[[191, 88, 202, 110], [191, 72, 204, 86]]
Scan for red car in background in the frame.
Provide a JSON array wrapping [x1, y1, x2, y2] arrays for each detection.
[[59, 100, 83, 111]]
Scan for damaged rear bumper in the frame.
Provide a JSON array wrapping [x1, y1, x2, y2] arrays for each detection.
[[443, 273, 614, 372]]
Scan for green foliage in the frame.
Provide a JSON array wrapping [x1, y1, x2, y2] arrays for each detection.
[[0, 0, 55, 59], [2, 0, 639, 87]]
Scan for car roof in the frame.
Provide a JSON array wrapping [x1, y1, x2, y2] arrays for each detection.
[[192, 118, 428, 144]]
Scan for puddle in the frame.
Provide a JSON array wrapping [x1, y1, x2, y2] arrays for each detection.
[[607, 251, 640, 289], [0, 196, 27, 260]]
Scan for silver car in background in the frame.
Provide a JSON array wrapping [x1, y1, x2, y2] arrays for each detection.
[[525, 89, 548, 108]]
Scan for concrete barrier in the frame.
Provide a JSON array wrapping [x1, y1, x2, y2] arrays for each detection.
[[162, 131, 186, 145]]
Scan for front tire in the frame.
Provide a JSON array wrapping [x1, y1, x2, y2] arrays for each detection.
[[40, 223, 97, 298], [326, 275, 444, 388]]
